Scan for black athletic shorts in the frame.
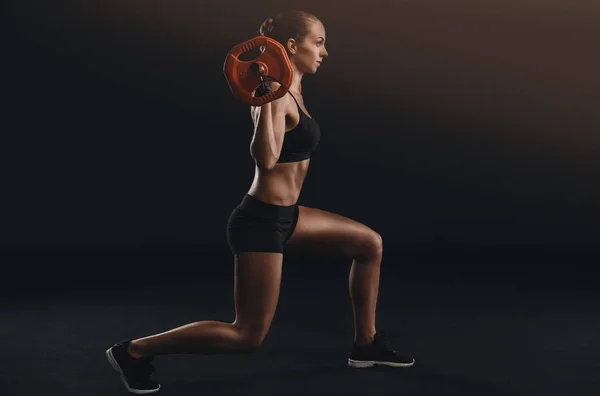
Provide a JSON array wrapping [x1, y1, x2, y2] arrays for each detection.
[[226, 194, 299, 254]]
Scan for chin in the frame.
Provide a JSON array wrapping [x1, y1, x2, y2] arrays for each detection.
[[302, 64, 319, 74]]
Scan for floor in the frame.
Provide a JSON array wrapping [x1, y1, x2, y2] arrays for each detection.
[[2, 247, 598, 396]]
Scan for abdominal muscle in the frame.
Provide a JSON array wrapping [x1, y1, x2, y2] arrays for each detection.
[[247, 159, 310, 206]]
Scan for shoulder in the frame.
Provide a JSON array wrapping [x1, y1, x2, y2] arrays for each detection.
[[265, 81, 292, 110]]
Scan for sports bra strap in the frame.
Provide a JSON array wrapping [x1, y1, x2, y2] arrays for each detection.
[[288, 92, 300, 107]]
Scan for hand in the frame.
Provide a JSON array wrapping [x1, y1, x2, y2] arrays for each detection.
[[255, 80, 272, 97]]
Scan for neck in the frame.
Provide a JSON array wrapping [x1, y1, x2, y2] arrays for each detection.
[[290, 66, 304, 94]]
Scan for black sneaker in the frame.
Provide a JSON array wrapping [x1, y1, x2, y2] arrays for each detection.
[[348, 332, 415, 368], [105, 339, 161, 394]]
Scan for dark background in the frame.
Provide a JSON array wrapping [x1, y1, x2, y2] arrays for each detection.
[[2, 0, 599, 282], [3, 2, 600, 395]]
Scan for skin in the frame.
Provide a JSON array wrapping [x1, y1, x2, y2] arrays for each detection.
[[126, 19, 384, 360]]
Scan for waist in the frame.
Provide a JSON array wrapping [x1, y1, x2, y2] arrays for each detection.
[[249, 161, 308, 205], [237, 193, 297, 219]]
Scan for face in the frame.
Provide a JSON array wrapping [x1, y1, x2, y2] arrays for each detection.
[[287, 20, 328, 74]]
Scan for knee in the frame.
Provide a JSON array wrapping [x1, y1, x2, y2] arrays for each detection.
[[235, 328, 269, 353], [357, 231, 383, 261]]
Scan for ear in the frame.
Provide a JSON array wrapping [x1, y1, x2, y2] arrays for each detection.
[[286, 38, 298, 55]]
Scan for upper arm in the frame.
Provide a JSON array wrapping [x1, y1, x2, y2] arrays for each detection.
[[262, 94, 288, 146], [251, 86, 289, 164]]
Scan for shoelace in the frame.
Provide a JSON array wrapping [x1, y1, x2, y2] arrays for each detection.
[[375, 332, 398, 354], [142, 363, 156, 376], [131, 358, 156, 379]]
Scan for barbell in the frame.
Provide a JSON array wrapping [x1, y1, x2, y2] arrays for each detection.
[[223, 35, 294, 106]]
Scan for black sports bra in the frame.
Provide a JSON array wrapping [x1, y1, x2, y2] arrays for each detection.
[[276, 93, 321, 163]]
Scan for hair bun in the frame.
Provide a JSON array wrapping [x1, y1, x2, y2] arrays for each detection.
[[259, 17, 275, 36]]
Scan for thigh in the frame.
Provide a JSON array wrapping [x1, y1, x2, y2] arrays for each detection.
[[233, 252, 283, 338], [227, 206, 294, 255], [285, 205, 383, 259]]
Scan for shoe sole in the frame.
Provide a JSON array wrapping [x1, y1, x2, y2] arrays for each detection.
[[105, 347, 161, 394], [348, 358, 415, 368]]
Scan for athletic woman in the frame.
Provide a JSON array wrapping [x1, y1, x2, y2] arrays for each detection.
[[106, 10, 414, 394]]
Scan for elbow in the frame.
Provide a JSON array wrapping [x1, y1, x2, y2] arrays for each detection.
[[250, 142, 279, 170], [255, 156, 278, 170]]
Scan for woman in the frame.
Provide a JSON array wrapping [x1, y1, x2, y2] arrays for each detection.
[[106, 10, 414, 394]]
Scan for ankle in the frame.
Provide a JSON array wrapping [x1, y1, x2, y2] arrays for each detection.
[[127, 340, 145, 359], [354, 332, 376, 346]]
